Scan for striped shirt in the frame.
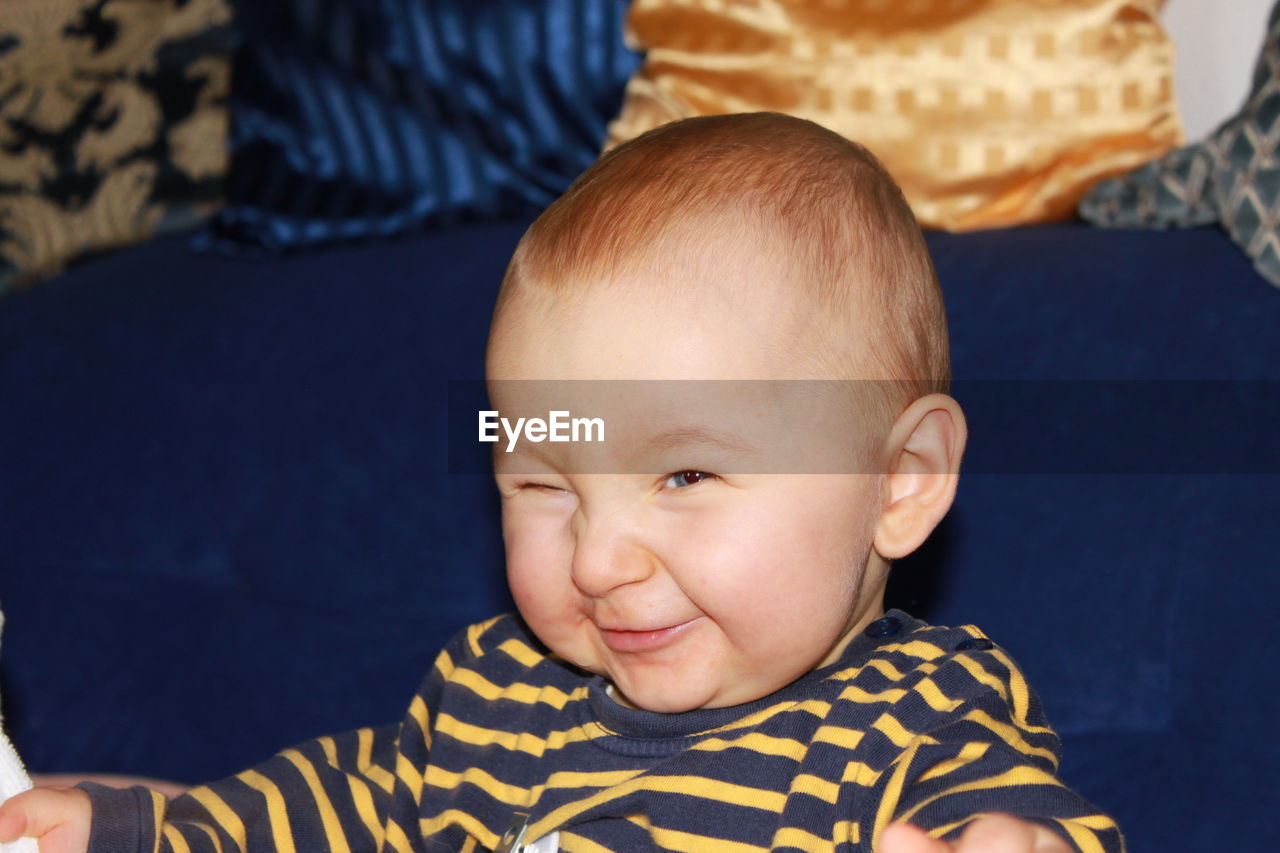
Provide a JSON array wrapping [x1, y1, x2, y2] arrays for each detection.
[[83, 611, 1123, 852]]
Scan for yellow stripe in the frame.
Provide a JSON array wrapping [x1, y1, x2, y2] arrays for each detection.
[[383, 817, 418, 853], [394, 752, 424, 796], [435, 713, 594, 756], [916, 741, 991, 783], [788, 773, 840, 804], [880, 639, 948, 660], [833, 657, 938, 685], [191, 822, 225, 853], [690, 731, 810, 762], [425, 765, 530, 806], [899, 764, 1063, 825], [160, 825, 191, 853], [698, 698, 832, 737], [962, 708, 1058, 764], [498, 638, 548, 669], [239, 770, 297, 853], [840, 760, 883, 787], [833, 819, 860, 845], [949, 656, 1053, 737], [836, 685, 909, 705], [640, 776, 785, 812], [873, 742, 918, 847], [407, 696, 430, 742], [872, 713, 930, 749], [542, 769, 644, 790], [459, 837, 479, 853], [281, 750, 352, 853], [434, 650, 455, 681], [991, 648, 1033, 726], [932, 813, 1108, 847], [929, 817, 970, 839], [451, 668, 583, 708], [354, 729, 395, 793], [1055, 822, 1108, 853], [466, 616, 505, 657], [624, 815, 767, 853], [186, 787, 248, 850], [420, 809, 499, 849], [314, 734, 386, 841], [341, 772, 385, 847], [911, 677, 963, 714], [530, 773, 785, 841], [813, 725, 865, 752], [770, 826, 833, 852], [1066, 814, 1120, 831], [429, 765, 648, 815], [466, 623, 487, 657], [148, 791, 167, 853]]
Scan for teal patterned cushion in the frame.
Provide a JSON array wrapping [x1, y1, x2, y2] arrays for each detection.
[[1080, 0, 1280, 287]]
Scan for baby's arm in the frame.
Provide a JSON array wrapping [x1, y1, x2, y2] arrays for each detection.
[[861, 646, 1124, 853], [0, 634, 452, 853], [0, 720, 411, 853], [881, 814, 1073, 852]]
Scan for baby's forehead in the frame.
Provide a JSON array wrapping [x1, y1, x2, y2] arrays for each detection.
[[488, 376, 886, 476]]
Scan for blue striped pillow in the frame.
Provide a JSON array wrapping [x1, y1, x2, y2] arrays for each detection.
[[210, 0, 640, 251]]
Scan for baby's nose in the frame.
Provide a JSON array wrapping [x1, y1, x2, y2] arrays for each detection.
[[569, 522, 657, 598]]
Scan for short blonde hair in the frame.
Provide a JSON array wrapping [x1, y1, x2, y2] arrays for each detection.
[[497, 113, 949, 409]]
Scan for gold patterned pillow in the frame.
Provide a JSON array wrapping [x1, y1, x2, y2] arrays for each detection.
[[607, 0, 1183, 231], [0, 0, 233, 294]]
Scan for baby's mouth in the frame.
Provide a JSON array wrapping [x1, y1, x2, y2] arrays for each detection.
[[597, 618, 699, 654]]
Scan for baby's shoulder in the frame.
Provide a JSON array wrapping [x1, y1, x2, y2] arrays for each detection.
[[438, 613, 548, 664], [821, 611, 1051, 735], [433, 612, 578, 690]]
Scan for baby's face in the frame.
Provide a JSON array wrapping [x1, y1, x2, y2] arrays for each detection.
[[487, 265, 890, 712]]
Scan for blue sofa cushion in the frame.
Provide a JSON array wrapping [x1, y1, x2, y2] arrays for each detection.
[[2, 222, 1278, 851], [210, 0, 640, 251]]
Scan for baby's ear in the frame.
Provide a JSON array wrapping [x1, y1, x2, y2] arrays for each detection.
[[873, 393, 967, 560]]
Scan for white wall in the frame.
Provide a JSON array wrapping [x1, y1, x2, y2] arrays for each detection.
[[1165, 0, 1273, 141]]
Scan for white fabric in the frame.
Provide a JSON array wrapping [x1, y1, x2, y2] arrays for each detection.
[[522, 830, 560, 853], [0, 612, 39, 853]]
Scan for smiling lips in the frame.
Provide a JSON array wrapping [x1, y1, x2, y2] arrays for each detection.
[[598, 618, 699, 653]]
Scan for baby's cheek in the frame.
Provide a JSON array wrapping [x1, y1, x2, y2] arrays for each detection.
[[506, 547, 588, 654]]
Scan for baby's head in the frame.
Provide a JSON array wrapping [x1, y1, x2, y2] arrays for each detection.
[[487, 113, 965, 712]]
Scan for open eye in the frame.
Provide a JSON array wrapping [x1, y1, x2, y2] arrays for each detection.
[[663, 470, 716, 489]]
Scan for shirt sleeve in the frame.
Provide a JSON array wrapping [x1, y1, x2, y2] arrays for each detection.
[[859, 643, 1126, 853], [80, 635, 462, 853]]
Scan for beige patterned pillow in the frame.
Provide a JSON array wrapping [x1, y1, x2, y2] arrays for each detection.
[[0, 0, 233, 294]]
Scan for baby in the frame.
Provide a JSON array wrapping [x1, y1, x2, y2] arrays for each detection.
[[0, 113, 1121, 853]]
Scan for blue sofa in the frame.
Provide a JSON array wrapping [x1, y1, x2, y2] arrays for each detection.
[[3, 3, 1280, 850], [4, 217, 1279, 851]]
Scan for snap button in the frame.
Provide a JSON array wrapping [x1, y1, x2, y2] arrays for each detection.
[[956, 637, 994, 652], [864, 616, 902, 638]]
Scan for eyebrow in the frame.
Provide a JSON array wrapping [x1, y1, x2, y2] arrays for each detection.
[[643, 425, 759, 456]]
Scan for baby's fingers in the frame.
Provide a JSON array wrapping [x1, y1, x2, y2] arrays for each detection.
[[879, 822, 953, 853], [952, 814, 1073, 853], [0, 787, 92, 853]]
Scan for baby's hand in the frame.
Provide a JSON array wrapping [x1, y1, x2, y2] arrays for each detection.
[[880, 814, 1073, 853], [0, 787, 92, 853]]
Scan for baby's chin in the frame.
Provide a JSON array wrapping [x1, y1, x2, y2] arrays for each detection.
[[606, 675, 769, 714]]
